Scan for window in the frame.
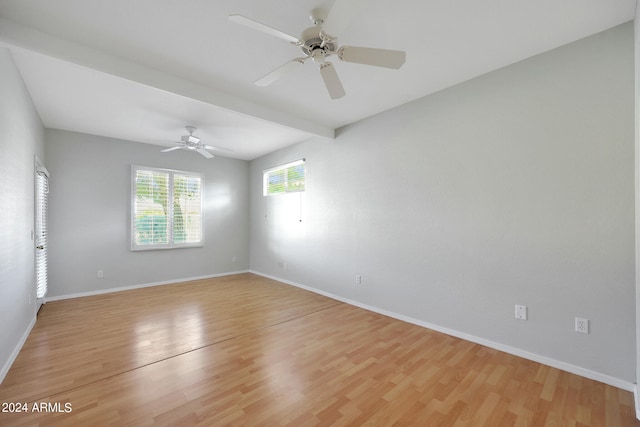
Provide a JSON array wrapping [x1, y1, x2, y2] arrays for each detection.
[[131, 166, 203, 250], [263, 159, 305, 196]]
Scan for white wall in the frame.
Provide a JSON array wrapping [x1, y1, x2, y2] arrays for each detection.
[[0, 48, 45, 381], [250, 23, 635, 383], [45, 129, 249, 298]]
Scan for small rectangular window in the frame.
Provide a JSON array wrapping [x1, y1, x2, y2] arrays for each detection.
[[263, 159, 305, 196], [131, 166, 203, 250]]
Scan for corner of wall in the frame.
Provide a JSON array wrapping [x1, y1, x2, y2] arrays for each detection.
[[634, 385, 640, 420], [634, 0, 640, 421]]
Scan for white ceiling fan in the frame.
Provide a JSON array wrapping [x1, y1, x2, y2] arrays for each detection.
[[229, 0, 406, 99], [160, 126, 229, 159]]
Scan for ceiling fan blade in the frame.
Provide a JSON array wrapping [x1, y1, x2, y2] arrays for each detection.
[[204, 145, 233, 153], [338, 46, 406, 69], [161, 146, 182, 152], [321, 0, 366, 39], [229, 14, 299, 44], [196, 148, 214, 159], [254, 59, 305, 87], [319, 62, 345, 99]]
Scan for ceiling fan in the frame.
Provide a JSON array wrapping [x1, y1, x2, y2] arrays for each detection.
[[229, 0, 406, 99], [160, 126, 228, 159]]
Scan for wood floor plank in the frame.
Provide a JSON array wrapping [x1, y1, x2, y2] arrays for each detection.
[[0, 273, 637, 426]]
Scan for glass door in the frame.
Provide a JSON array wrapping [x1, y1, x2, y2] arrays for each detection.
[[35, 158, 49, 310]]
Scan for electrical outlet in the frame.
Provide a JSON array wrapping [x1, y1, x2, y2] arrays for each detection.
[[355, 274, 362, 284], [231, 256, 237, 263], [575, 317, 589, 334], [515, 304, 527, 320], [97, 270, 104, 279]]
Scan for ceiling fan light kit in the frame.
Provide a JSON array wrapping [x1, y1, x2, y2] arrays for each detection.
[[229, 0, 406, 99], [181, 126, 201, 145]]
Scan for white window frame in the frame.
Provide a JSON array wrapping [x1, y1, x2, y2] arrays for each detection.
[[131, 165, 204, 251], [263, 159, 306, 196]]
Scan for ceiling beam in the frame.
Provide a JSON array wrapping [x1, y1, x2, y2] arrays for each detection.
[[0, 17, 335, 140]]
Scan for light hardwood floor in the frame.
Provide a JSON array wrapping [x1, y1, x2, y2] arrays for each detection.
[[0, 273, 637, 426]]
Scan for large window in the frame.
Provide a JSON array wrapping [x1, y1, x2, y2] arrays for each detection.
[[131, 166, 203, 250], [263, 159, 305, 196]]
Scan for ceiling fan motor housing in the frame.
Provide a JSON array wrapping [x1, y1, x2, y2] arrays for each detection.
[[181, 134, 201, 147], [300, 26, 336, 58]]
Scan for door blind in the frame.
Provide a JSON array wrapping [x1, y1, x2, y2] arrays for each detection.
[[35, 171, 49, 299]]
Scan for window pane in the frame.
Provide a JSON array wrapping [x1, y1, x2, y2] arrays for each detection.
[[287, 164, 305, 192], [267, 169, 285, 195], [173, 174, 202, 243], [264, 160, 305, 196], [134, 170, 169, 245]]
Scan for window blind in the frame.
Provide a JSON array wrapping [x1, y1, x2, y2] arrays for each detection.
[[132, 166, 203, 250], [173, 173, 202, 244], [134, 169, 170, 246], [263, 159, 305, 196]]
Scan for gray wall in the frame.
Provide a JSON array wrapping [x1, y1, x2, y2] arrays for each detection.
[[250, 24, 635, 382], [0, 49, 45, 380], [635, 6, 640, 403], [45, 129, 250, 297]]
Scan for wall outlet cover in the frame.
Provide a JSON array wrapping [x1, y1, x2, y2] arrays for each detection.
[[515, 304, 527, 320], [575, 317, 589, 334]]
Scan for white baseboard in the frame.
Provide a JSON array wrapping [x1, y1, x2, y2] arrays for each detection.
[[635, 385, 640, 420], [0, 315, 36, 385], [46, 270, 250, 302], [251, 270, 636, 393]]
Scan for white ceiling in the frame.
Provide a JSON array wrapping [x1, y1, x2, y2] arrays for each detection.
[[0, 0, 635, 160]]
